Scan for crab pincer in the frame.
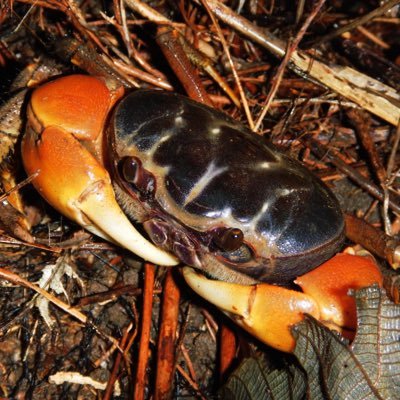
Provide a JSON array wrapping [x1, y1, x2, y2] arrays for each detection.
[[21, 75, 178, 266], [184, 253, 383, 352]]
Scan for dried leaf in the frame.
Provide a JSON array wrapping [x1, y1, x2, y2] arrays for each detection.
[[221, 286, 400, 399], [35, 262, 84, 328]]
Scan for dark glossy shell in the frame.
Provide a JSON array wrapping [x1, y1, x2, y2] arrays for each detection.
[[109, 91, 344, 283]]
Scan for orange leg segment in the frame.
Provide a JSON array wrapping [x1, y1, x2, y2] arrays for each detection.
[[295, 253, 383, 330], [28, 74, 116, 142]]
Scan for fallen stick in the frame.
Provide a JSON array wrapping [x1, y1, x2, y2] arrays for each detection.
[[205, 0, 400, 127]]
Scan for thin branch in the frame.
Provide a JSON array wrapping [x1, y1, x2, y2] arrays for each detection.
[[311, 0, 400, 46], [205, 0, 400, 126], [254, 0, 326, 132]]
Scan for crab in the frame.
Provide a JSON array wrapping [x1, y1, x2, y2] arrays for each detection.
[[21, 74, 383, 353]]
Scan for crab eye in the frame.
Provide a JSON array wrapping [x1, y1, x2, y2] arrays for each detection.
[[119, 156, 156, 198], [213, 228, 244, 252], [121, 156, 139, 183]]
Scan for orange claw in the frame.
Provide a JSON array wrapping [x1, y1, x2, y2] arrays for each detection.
[[183, 253, 383, 353], [22, 75, 115, 225], [183, 267, 320, 352], [21, 75, 178, 266]]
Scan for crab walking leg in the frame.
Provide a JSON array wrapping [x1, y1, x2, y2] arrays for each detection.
[[183, 253, 383, 352], [22, 125, 178, 266]]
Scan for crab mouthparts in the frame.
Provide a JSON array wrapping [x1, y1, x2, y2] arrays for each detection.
[[74, 180, 179, 266]]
